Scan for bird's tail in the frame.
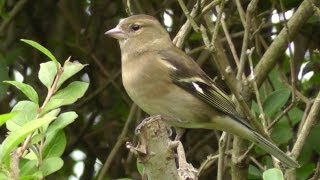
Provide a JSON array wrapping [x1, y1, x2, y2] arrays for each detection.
[[252, 131, 300, 168]]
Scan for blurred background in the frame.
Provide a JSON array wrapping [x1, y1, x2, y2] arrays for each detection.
[[0, 0, 320, 179]]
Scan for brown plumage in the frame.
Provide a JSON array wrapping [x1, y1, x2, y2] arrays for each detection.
[[105, 14, 299, 168]]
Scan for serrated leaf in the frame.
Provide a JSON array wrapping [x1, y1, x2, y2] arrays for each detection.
[[263, 168, 284, 180], [40, 157, 63, 176], [38, 61, 57, 89], [57, 60, 87, 89], [0, 116, 56, 165], [263, 89, 291, 117], [4, 81, 38, 103], [20, 39, 59, 67], [0, 112, 17, 127], [42, 81, 88, 114], [6, 101, 38, 132]]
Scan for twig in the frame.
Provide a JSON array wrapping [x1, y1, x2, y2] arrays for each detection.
[[211, 0, 225, 46], [298, 102, 312, 134], [98, 104, 138, 180], [217, 132, 227, 180], [17, 65, 64, 158], [249, 156, 266, 171], [280, 0, 297, 103], [177, 0, 200, 32], [236, 143, 255, 165], [291, 91, 320, 159], [0, 0, 29, 35], [220, 14, 240, 68], [248, 47, 268, 128], [201, 15, 267, 137], [125, 0, 133, 15], [254, 0, 320, 87], [201, 0, 221, 16], [286, 92, 320, 179], [233, 0, 246, 26], [173, 0, 205, 47], [187, 45, 206, 55], [237, 0, 258, 80], [198, 154, 220, 175], [10, 150, 20, 180], [310, 158, 320, 180], [268, 102, 295, 129]]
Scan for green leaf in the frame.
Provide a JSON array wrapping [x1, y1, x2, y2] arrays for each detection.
[[4, 81, 38, 103], [41, 108, 61, 133], [42, 81, 89, 114], [20, 39, 59, 67], [0, 172, 8, 180], [57, 59, 87, 89], [297, 163, 315, 180], [271, 121, 293, 144], [263, 168, 284, 180], [136, 160, 145, 175], [263, 89, 291, 117], [30, 133, 45, 145], [0, 112, 17, 127], [38, 61, 57, 89], [248, 165, 262, 179], [43, 130, 66, 158], [268, 69, 285, 90], [288, 107, 303, 126], [43, 111, 77, 158], [40, 157, 63, 176], [46, 111, 77, 134], [6, 101, 38, 132], [24, 150, 38, 160], [0, 116, 56, 165], [309, 124, 320, 153], [20, 159, 38, 175], [19, 174, 43, 180]]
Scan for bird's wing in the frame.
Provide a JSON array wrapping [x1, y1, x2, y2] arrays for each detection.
[[158, 47, 252, 129]]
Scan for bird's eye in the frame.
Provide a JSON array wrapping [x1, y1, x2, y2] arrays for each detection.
[[130, 24, 141, 31]]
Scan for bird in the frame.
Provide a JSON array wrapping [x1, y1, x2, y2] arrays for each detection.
[[105, 14, 299, 168]]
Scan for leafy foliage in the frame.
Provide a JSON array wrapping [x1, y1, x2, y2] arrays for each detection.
[[0, 40, 88, 179]]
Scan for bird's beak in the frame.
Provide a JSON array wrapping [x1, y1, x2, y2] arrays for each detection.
[[105, 26, 127, 40]]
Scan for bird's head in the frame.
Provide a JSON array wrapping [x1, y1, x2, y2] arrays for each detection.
[[105, 14, 172, 54]]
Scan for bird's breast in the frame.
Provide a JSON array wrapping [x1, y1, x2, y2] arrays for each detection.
[[121, 55, 215, 126], [121, 56, 172, 113]]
